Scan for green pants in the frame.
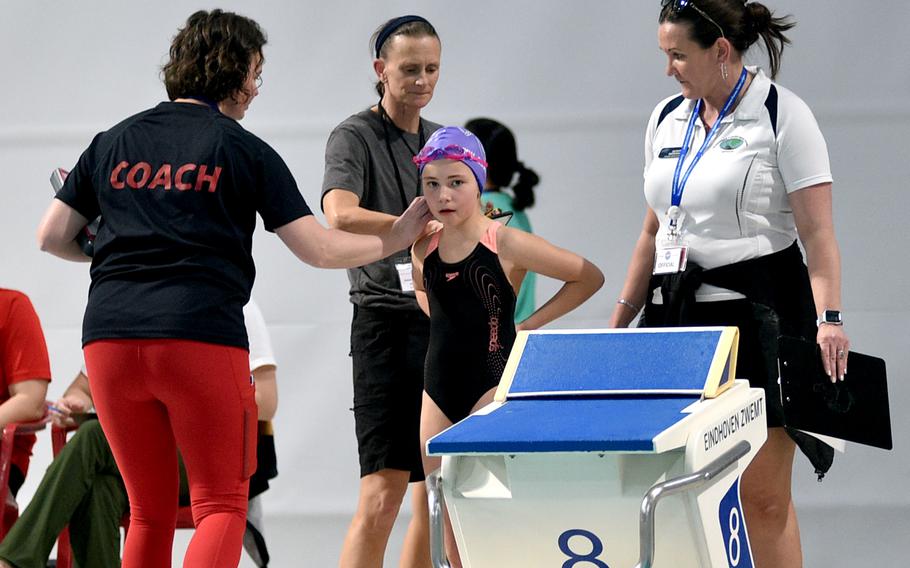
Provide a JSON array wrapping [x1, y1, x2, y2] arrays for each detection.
[[0, 419, 190, 568], [0, 418, 277, 568], [0, 419, 127, 568]]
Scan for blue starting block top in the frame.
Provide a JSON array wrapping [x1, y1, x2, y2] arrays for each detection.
[[429, 327, 741, 456], [496, 327, 739, 400], [427, 395, 699, 455]]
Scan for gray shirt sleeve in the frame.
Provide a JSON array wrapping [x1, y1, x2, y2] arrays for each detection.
[[321, 123, 369, 207], [318, 111, 441, 309]]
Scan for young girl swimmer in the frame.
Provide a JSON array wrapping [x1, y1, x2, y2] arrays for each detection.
[[410, 126, 603, 566]]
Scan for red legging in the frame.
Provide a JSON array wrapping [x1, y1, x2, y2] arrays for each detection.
[[85, 339, 256, 568]]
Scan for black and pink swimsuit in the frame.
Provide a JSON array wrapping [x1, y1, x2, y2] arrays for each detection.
[[423, 222, 517, 423]]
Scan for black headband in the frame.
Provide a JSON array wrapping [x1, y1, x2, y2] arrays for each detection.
[[374, 15, 434, 59]]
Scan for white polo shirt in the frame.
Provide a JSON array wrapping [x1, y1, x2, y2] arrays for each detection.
[[643, 66, 832, 301]]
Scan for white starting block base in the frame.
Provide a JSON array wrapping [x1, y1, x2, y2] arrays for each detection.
[[438, 382, 764, 567], [428, 328, 767, 568], [444, 452, 697, 566]]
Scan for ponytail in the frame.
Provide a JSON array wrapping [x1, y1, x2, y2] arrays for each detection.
[[742, 2, 795, 79], [511, 162, 539, 212]]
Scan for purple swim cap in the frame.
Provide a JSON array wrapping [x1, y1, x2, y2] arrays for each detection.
[[413, 126, 488, 189]]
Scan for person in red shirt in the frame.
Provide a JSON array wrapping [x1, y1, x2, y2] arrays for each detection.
[[0, 289, 51, 499]]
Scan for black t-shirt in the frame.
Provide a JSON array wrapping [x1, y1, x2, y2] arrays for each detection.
[[57, 102, 312, 348]]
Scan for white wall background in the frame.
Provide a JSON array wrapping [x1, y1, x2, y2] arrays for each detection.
[[2, 1, 907, 517]]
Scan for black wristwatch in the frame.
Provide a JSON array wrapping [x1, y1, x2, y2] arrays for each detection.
[[817, 309, 843, 326]]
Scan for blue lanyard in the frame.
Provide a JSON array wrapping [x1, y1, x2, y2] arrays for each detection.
[[668, 67, 748, 231]]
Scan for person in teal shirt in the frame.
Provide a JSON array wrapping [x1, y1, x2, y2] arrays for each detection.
[[465, 118, 540, 323]]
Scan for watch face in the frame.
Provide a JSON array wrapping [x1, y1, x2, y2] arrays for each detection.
[[824, 310, 842, 323]]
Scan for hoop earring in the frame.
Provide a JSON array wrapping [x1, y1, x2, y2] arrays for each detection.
[[721, 62, 729, 80]]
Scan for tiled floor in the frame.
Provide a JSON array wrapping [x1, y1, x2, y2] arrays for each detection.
[[169, 505, 910, 567]]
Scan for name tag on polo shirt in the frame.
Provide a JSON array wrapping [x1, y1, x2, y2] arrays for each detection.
[[395, 262, 415, 292], [653, 245, 689, 275], [659, 147, 682, 159]]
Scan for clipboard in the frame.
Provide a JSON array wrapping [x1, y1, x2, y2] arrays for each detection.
[[778, 335, 892, 450]]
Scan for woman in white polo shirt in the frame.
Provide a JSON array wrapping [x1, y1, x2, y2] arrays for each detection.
[[609, 2, 849, 566]]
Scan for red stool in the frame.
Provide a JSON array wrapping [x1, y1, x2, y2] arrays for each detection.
[[0, 408, 50, 540]]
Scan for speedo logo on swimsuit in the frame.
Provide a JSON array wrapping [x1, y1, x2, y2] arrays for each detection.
[[488, 315, 501, 352], [445, 272, 459, 281], [109, 161, 223, 193]]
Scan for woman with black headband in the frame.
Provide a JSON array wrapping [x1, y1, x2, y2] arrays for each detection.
[[609, 1, 849, 566], [321, 14, 441, 567]]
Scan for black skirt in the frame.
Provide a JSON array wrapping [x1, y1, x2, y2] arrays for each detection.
[[642, 242, 835, 479]]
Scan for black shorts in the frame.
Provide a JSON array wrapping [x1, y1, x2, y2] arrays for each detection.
[[642, 298, 786, 427], [350, 304, 429, 482]]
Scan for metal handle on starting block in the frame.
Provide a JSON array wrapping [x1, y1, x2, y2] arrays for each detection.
[[426, 469, 452, 568], [634, 440, 751, 568]]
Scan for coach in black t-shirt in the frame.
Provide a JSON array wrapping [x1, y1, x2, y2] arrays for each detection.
[[37, 10, 430, 567]]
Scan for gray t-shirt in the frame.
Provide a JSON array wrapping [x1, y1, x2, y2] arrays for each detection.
[[322, 109, 441, 310]]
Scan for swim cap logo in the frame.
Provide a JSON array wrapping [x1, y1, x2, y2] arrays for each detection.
[[719, 136, 746, 151]]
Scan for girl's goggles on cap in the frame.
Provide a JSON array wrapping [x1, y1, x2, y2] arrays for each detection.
[[413, 144, 488, 169]]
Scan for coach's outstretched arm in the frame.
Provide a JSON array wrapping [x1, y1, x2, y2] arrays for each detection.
[[276, 196, 431, 269]]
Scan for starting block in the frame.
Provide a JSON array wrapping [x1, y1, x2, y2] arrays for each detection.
[[426, 327, 767, 568]]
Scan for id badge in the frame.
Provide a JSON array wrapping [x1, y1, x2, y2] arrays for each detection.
[[395, 262, 415, 292], [653, 244, 689, 275]]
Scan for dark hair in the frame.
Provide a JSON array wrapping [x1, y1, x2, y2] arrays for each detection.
[[465, 118, 539, 212], [370, 17, 439, 98], [162, 9, 267, 102], [659, 1, 795, 79]]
